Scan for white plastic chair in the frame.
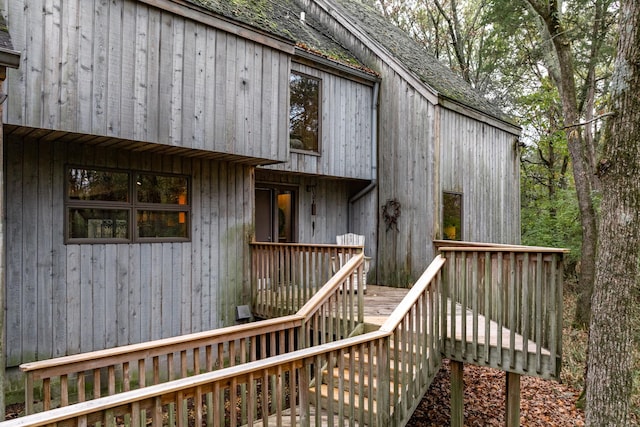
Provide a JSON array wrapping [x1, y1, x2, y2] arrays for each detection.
[[335, 233, 371, 293]]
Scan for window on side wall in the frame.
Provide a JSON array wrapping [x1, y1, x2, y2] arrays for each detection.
[[66, 167, 190, 243], [289, 71, 320, 153], [443, 192, 463, 241]]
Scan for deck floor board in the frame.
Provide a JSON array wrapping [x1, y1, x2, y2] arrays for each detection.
[[362, 285, 549, 355]]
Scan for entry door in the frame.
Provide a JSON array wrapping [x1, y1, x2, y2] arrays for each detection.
[[255, 187, 296, 243], [255, 188, 274, 242]]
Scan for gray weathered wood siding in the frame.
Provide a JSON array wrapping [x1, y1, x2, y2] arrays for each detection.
[[298, 0, 521, 286], [4, 0, 290, 163], [375, 72, 437, 285], [5, 135, 253, 366], [298, 1, 439, 285], [264, 62, 374, 180], [439, 108, 521, 244]]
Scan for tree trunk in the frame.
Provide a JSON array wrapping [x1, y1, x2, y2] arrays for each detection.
[[525, 0, 599, 328], [585, 1, 640, 423]]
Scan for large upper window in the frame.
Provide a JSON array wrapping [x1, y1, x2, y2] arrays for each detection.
[[66, 167, 190, 243], [289, 71, 320, 152]]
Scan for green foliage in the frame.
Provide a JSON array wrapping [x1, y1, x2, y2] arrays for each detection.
[[521, 186, 582, 265]]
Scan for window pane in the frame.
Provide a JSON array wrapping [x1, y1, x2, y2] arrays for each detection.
[[67, 169, 129, 202], [68, 209, 129, 239], [443, 192, 463, 240], [137, 210, 189, 238], [289, 72, 320, 152], [136, 174, 188, 205]]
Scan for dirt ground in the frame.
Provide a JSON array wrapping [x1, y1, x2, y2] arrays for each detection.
[[408, 359, 586, 426]]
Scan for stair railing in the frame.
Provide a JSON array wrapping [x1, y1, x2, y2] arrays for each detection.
[[8, 255, 444, 427], [251, 242, 363, 318], [377, 255, 446, 426], [18, 250, 365, 415]]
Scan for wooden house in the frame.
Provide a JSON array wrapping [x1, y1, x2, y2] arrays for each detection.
[[1, 0, 521, 406]]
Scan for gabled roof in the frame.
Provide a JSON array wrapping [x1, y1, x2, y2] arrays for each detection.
[[326, 0, 513, 124], [185, 0, 514, 125], [186, 0, 374, 74]]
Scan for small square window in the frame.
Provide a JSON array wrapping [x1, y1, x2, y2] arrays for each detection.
[[289, 71, 320, 152]]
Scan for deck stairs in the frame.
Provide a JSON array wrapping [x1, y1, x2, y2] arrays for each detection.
[[310, 339, 421, 425]]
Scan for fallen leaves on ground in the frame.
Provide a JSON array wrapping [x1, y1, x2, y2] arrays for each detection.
[[408, 360, 586, 426]]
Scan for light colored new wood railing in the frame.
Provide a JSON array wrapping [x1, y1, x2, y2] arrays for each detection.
[[4, 255, 445, 427], [251, 242, 363, 318], [378, 255, 446, 425], [19, 250, 365, 416], [437, 242, 567, 379]]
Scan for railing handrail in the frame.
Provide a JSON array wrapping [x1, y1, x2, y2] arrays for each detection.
[[3, 255, 448, 427], [1, 330, 391, 427], [434, 239, 569, 253], [438, 246, 569, 254], [19, 314, 304, 376], [379, 255, 445, 332], [21, 247, 363, 375], [250, 242, 364, 249], [439, 244, 564, 378], [296, 252, 364, 318], [19, 243, 367, 415]]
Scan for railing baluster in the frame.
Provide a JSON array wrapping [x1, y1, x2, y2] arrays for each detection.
[[536, 252, 544, 374], [509, 252, 517, 369], [496, 252, 504, 367], [472, 251, 479, 362], [484, 252, 491, 365]]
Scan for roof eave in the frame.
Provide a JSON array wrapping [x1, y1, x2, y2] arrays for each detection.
[[438, 96, 521, 136], [294, 47, 380, 83], [142, 0, 296, 55], [0, 47, 20, 69]]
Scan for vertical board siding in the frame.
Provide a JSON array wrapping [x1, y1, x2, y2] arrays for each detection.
[[295, 1, 522, 285], [439, 108, 521, 244], [5, 0, 290, 162], [301, 1, 438, 286], [264, 63, 375, 180], [5, 136, 253, 366], [375, 68, 436, 286]]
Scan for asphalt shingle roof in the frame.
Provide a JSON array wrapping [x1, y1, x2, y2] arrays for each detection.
[[187, 0, 513, 123], [187, 0, 366, 69], [327, 0, 511, 122]]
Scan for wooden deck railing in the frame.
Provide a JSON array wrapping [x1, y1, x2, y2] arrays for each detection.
[[378, 255, 446, 425], [19, 249, 365, 416], [3, 255, 446, 427], [437, 243, 567, 379], [251, 242, 363, 318]]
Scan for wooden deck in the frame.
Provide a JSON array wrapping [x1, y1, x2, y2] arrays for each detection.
[[363, 285, 550, 357], [361, 285, 410, 325]]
